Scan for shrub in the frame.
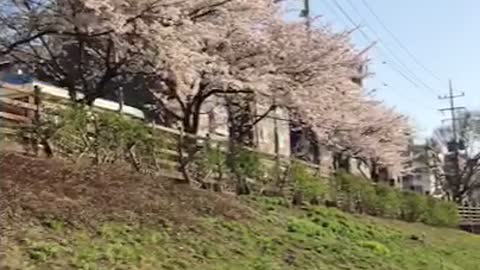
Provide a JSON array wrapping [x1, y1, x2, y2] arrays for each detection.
[[228, 148, 263, 180], [222, 147, 264, 195], [193, 144, 229, 189], [330, 173, 459, 228], [422, 198, 460, 227], [94, 111, 165, 169], [291, 162, 328, 202], [29, 106, 166, 173], [374, 185, 401, 218], [400, 191, 428, 222], [332, 173, 377, 214]]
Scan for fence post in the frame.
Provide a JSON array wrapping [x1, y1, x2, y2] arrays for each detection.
[[117, 86, 124, 114], [30, 85, 42, 156], [33, 85, 41, 122]]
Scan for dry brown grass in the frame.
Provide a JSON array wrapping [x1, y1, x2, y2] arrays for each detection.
[[0, 152, 251, 233]]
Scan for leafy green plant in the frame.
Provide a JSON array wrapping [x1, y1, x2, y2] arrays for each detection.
[[422, 198, 460, 227], [374, 185, 401, 218], [227, 147, 263, 195], [329, 173, 458, 227], [194, 144, 229, 189], [400, 191, 428, 222], [358, 240, 391, 256], [228, 148, 262, 179], [23, 105, 167, 174], [291, 162, 328, 202], [332, 173, 377, 213], [26, 241, 63, 262], [94, 111, 165, 170]]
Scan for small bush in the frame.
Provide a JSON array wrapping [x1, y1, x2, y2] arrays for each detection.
[[287, 218, 321, 237], [400, 191, 428, 222], [201, 145, 228, 175], [227, 148, 263, 180], [291, 162, 328, 202], [422, 198, 460, 227], [27, 106, 167, 173], [329, 173, 459, 227], [332, 173, 377, 214], [358, 240, 391, 256], [374, 185, 401, 218]]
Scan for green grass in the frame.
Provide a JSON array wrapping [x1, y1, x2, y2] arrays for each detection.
[[3, 197, 480, 270]]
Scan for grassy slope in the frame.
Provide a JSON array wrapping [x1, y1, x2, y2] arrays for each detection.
[[1, 154, 480, 270]]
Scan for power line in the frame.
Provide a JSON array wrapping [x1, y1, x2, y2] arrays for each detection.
[[343, 0, 424, 84], [343, 0, 438, 92], [319, 0, 348, 28], [438, 80, 466, 185], [381, 82, 438, 111], [328, 1, 412, 81], [332, 0, 441, 95], [359, 0, 444, 84]]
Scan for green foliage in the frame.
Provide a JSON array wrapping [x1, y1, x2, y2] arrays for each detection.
[[287, 217, 322, 236], [27, 106, 167, 173], [227, 147, 263, 180], [331, 173, 459, 227], [4, 200, 480, 270], [358, 240, 391, 256], [194, 145, 264, 193], [422, 198, 460, 227], [196, 145, 228, 180], [94, 111, 165, 168], [400, 191, 428, 222], [374, 185, 401, 218], [332, 172, 377, 213], [291, 162, 328, 201], [251, 257, 282, 270]]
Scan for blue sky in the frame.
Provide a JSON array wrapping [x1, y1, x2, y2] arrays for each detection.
[[290, 0, 479, 141]]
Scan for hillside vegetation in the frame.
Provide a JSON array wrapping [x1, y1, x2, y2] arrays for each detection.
[[1, 153, 480, 270]]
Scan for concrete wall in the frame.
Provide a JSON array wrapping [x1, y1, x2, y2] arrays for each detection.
[[350, 158, 371, 179], [196, 98, 291, 157], [254, 104, 291, 157], [197, 97, 229, 140]]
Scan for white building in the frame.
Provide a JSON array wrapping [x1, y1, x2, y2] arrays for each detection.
[[402, 144, 445, 197]]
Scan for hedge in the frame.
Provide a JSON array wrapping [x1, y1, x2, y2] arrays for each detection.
[[290, 167, 459, 227]]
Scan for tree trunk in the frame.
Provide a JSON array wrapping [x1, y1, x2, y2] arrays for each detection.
[[236, 177, 250, 195], [292, 191, 304, 206]]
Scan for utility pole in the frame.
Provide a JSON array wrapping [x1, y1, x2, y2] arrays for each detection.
[[300, 0, 311, 34], [438, 80, 466, 201]]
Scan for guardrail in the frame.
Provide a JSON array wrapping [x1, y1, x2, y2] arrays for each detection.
[[458, 206, 480, 226]]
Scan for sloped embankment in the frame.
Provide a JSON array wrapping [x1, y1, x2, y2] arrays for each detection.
[[1, 153, 480, 270]]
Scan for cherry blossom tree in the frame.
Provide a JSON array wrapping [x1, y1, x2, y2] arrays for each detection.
[[1, 0, 159, 103], [1, 0, 414, 182]]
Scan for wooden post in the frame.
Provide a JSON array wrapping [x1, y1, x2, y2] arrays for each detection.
[[33, 85, 41, 123], [117, 86, 124, 114], [31, 85, 42, 156]]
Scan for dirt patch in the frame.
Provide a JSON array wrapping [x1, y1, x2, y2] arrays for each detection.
[[0, 152, 251, 233]]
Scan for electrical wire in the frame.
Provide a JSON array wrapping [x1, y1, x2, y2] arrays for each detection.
[[359, 0, 444, 84], [343, 0, 441, 94], [330, 0, 442, 95]]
